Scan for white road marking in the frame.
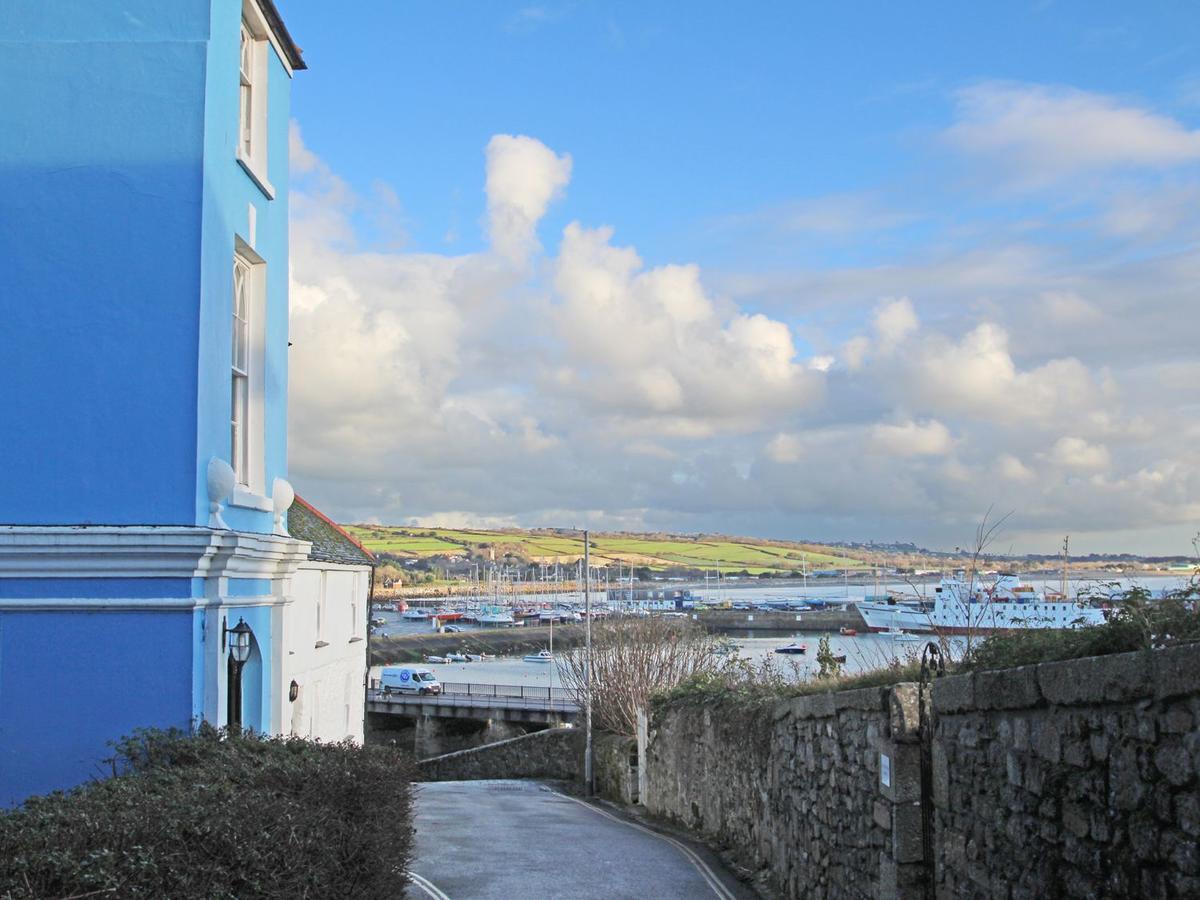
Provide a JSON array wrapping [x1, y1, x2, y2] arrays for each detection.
[[548, 790, 737, 900], [409, 871, 452, 900]]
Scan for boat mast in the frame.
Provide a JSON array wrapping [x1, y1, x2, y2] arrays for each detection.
[[1061, 535, 1070, 598]]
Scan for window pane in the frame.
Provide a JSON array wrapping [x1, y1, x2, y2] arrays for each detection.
[[240, 84, 253, 157]]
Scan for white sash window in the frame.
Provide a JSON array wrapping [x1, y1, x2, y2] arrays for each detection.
[[231, 256, 252, 484]]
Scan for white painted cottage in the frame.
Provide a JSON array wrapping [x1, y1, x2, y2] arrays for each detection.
[[283, 496, 374, 743]]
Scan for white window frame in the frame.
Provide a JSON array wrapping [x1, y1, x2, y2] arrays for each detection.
[[236, 3, 274, 199], [230, 240, 268, 505]]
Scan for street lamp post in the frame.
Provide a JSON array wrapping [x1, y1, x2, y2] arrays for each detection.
[[224, 617, 253, 730], [583, 529, 593, 795]]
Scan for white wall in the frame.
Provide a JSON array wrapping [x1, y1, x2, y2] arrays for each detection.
[[282, 561, 369, 743]]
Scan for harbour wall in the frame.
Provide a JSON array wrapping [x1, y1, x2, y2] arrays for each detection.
[[637, 642, 1200, 898], [694, 608, 864, 633]]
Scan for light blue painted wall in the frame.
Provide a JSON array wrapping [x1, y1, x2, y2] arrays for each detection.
[[0, 0, 294, 530], [0, 0, 302, 806], [222, 603, 274, 732], [196, 0, 293, 536], [0, 609, 193, 806], [0, 5, 209, 525]]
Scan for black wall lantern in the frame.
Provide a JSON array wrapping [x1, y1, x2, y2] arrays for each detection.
[[223, 617, 253, 730], [289, 680, 300, 702]]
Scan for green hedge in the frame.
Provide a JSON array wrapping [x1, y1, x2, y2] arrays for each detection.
[[0, 726, 415, 899]]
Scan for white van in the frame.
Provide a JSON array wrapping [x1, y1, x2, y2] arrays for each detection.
[[380, 666, 442, 695]]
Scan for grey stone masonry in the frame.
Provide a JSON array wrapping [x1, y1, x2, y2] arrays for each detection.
[[931, 642, 1200, 899], [417, 726, 584, 783], [642, 684, 926, 899]]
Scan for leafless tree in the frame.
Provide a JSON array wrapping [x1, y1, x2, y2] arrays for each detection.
[[556, 617, 726, 735]]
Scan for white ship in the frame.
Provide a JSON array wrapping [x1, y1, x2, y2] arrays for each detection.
[[858, 573, 1107, 635]]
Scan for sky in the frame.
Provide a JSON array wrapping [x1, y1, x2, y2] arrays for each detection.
[[279, 1, 1200, 555]]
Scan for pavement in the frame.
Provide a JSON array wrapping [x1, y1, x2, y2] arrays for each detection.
[[408, 780, 752, 899]]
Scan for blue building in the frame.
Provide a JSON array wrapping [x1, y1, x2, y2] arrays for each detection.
[[0, 1, 309, 805]]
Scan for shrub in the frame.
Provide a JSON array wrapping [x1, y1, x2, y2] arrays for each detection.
[[961, 583, 1200, 672], [0, 726, 415, 899]]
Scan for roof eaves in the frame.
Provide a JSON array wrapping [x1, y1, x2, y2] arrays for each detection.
[[259, 0, 307, 70]]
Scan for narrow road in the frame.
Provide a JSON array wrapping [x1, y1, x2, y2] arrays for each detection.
[[408, 780, 750, 899]]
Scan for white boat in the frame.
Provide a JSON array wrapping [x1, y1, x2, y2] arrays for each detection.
[[523, 649, 554, 663], [884, 626, 922, 642], [774, 641, 807, 655], [402, 609, 430, 620], [444, 652, 470, 662], [858, 573, 1108, 635], [477, 605, 515, 626], [424, 655, 448, 664], [465, 653, 493, 661]]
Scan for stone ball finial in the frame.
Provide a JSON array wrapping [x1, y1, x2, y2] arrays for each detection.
[[272, 477, 295, 536], [206, 457, 236, 530]]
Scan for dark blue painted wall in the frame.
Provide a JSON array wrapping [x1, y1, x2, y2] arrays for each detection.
[[0, 609, 193, 806]]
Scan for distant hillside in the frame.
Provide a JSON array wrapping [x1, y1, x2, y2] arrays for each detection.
[[341, 525, 864, 575]]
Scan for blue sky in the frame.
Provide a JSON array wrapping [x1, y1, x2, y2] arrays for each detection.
[[282, 2, 1200, 554]]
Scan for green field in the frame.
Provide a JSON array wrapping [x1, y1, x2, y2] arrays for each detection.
[[343, 525, 862, 573]]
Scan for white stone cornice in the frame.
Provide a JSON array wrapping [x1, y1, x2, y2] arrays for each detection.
[[0, 526, 312, 580]]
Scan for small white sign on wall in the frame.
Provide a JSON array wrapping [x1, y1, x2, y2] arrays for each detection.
[[880, 753, 891, 788]]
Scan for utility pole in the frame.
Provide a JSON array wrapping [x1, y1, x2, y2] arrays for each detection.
[[583, 528, 593, 796]]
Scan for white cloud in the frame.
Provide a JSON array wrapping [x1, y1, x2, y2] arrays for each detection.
[[998, 454, 1035, 482], [485, 134, 572, 265], [1048, 436, 1111, 471], [946, 82, 1200, 186], [871, 419, 954, 457], [287, 104, 1200, 554]]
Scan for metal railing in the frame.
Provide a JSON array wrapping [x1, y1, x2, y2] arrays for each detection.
[[440, 682, 574, 702], [367, 681, 579, 713]]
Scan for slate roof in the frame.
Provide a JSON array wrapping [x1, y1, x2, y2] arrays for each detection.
[[288, 495, 375, 566]]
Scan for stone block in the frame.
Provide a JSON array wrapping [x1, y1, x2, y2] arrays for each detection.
[[932, 672, 974, 713], [932, 740, 950, 809], [880, 742, 923, 804], [1161, 703, 1194, 735], [1152, 642, 1200, 700], [888, 684, 921, 741], [1153, 741, 1194, 787], [795, 691, 836, 720], [892, 800, 925, 864], [1032, 720, 1062, 763], [873, 799, 892, 830], [976, 665, 1041, 710], [833, 684, 892, 713], [1038, 650, 1150, 706]]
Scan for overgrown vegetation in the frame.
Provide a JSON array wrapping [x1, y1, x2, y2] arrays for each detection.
[[655, 658, 925, 712], [556, 618, 728, 735], [961, 583, 1200, 672], [0, 726, 415, 899]]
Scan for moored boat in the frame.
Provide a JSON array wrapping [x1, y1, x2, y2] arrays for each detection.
[[839, 626, 858, 637], [774, 641, 807, 655], [523, 649, 554, 663], [858, 573, 1107, 635]]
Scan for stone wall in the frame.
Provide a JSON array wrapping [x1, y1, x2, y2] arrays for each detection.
[[642, 684, 925, 898], [417, 725, 584, 782], [640, 643, 1200, 900], [931, 642, 1200, 898], [593, 732, 639, 805]]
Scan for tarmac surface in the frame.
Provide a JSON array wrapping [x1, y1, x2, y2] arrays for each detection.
[[408, 780, 750, 899]]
